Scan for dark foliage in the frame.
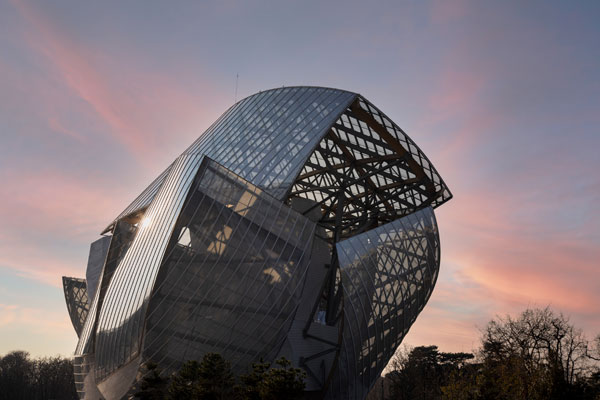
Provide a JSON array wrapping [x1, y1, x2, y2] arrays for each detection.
[[167, 353, 235, 400], [380, 307, 600, 400], [134, 354, 305, 400], [0, 351, 78, 400], [239, 357, 306, 400], [237, 359, 270, 400], [385, 345, 474, 400], [473, 307, 594, 400], [135, 361, 168, 400], [5, 307, 595, 400]]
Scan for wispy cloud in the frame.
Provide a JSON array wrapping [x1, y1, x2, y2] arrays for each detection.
[[399, 3, 600, 351], [48, 117, 86, 142], [11, 0, 149, 158], [0, 1, 226, 288], [0, 169, 123, 285], [0, 302, 77, 357], [0, 169, 122, 237], [0, 303, 69, 330], [429, 0, 470, 24], [8, 0, 221, 165]]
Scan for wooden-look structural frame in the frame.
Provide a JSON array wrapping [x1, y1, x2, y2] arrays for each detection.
[[288, 97, 447, 243]]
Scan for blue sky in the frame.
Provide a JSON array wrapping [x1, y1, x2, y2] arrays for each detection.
[[0, 0, 598, 357]]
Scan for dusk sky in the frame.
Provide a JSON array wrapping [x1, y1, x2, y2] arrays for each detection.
[[0, 0, 598, 359]]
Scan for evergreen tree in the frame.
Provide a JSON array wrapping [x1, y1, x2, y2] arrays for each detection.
[[238, 359, 270, 400], [135, 362, 168, 400], [238, 357, 305, 400], [168, 353, 234, 400], [257, 358, 306, 400]]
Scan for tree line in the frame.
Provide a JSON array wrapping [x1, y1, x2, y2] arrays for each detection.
[[134, 354, 306, 400], [0, 351, 77, 400], [2, 306, 598, 399], [368, 307, 600, 400]]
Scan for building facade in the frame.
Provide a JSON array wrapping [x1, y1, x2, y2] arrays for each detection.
[[63, 86, 451, 399]]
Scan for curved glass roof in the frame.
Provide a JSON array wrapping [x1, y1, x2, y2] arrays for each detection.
[[104, 86, 451, 237], [103, 87, 356, 233], [66, 86, 452, 399]]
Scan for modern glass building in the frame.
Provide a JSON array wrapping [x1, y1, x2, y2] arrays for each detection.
[[63, 86, 451, 400]]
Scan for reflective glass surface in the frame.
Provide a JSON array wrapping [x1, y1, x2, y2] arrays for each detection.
[[142, 159, 316, 374], [76, 220, 138, 356], [104, 87, 356, 232], [94, 154, 204, 380], [86, 237, 111, 308], [65, 87, 452, 400], [326, 207, 440, 399]]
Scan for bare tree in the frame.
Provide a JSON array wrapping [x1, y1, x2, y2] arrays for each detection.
[[481, 307, 592, 399], [375, 309, 600, 400], [588, 334, 600, 362]]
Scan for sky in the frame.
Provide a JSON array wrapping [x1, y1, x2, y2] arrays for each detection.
[[0, 0, 598, 358]]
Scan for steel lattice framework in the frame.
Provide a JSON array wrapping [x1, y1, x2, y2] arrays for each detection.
[[63, 277, 89, 338], [62, 86, 451, 400], [290, 98, 450, 242]]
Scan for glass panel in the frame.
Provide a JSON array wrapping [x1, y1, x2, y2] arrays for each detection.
[[326, 207, 440, 399], [93, 154, 204, 381], [86, 236, 111, 308], [75, 220, 137, 356], [142, 159, 316, 374], [103, 88, 356, 231]]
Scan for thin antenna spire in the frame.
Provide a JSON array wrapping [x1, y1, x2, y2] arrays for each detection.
[[234, 73, 239, 103]]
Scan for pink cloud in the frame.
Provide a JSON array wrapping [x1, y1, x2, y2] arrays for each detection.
[[0, 169, 122, 285], [0, 303, 77, 357], [9, 0, 222, 166], [442, 182, 598, 298], [401, 32, 600, 351], [402, 233, 600, 353], [411, 46, 501, 174], [0, 169, 123, 237], [0, 240, 85, 288], [11, 0, 146, 157], [0, 303, 69, 330], [48, 117, 86, 142], [412, 176, 600, 353], [402, 306, 483, 353], [0, 222, 86, 286], [0, 304, 19, 327], [429, 0, 470, 24], [429, 68, 486, 113], [453, 227, 600, 310], [1, 1, 228, 293]]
